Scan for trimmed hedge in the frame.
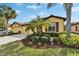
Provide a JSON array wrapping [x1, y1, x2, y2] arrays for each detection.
[[43, 32, 59, 37]]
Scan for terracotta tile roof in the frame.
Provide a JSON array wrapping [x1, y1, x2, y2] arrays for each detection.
[[71, 22, 79, 25], [43, 15, 66, 21], [9, 22, 30, 27]]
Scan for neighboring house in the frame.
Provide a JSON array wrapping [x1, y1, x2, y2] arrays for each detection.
[[71, 22, 79, 33], [9, 22, 33, 34], [9, 15, 66, 34]]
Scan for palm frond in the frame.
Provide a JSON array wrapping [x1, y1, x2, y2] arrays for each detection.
[[37, 3, 40, 5], [47, 3, 56, 9], [63, 3, 73, 10], [26, 25, 31, 31]]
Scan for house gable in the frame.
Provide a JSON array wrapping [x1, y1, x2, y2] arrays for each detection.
[[44, 15, 66, 21], [42, 15, 66, 33]]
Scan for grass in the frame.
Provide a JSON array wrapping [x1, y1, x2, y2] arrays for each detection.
[[0, 41, 79, 56]]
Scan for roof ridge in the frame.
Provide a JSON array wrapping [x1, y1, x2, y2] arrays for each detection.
[[43, 14, 66, 21]]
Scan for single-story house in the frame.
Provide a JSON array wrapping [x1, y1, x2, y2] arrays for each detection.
[[9, 15, 66, 34], [71, 22, 79, 33], [8, 22, 33, 34]]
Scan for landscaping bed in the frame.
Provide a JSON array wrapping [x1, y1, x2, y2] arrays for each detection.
[[21, 33, 65, 48], [21, 38, 65, 49], [21, 33, 79, 49]]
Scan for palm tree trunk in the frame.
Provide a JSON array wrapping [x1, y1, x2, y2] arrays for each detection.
[[39, 26, 42, 40], [31, 29, 36, 34], [65, 4, 72, 38]]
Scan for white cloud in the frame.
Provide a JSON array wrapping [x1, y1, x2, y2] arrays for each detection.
[[26, 5, 41, 9], [38, 12, 47, 16], [72, 7, 79, 12], [16, 3, 23, 6], [38, 12, 50, 17], [26, 12, 50, 20], [27, 15, 37, 19], [16, 10, 22, 14]]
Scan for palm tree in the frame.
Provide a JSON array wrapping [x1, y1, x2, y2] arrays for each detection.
[[26, 16, 50, 35], [26, 22, 36, 34], [0, 5, 6, 30], [0, 5, 16, 34], [34, 16, 50, 34], [39, 3, 73, 38], [0, 17, 5, 30], [64, 3, 73, 38]]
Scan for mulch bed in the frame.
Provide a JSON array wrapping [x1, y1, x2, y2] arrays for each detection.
[[20, 38, 66, 49]]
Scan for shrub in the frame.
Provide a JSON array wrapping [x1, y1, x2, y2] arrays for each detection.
[[59, 32, 67, 34], [31, 36, 39, 43], [59, 32, 75, 34], [39, 34, 50, 44], [43, 32, 59, 37], [26, 33, 39, 41], [26, 33, 50, 46], [52, 37, 62, 45], [59, 34, 79, 48]]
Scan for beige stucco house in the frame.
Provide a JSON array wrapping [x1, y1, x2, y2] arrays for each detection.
[[71, 22, 79, 33], [9, 15, 66, 34]]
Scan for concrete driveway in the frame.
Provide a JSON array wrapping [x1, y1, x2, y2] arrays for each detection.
[[0, 34, 26, 45]]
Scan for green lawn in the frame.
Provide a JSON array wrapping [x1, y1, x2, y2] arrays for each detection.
[[0, 41, 79, 56]]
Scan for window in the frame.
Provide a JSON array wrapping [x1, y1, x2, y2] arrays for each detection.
[[48, 23, 56, 32], [48, 22, 59, 32]]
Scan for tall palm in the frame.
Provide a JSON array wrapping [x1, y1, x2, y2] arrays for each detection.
[[0, 5, 16, 34], [46, 3, 73, 38]]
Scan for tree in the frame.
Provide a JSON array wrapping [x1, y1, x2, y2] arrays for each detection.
[[0, 5, 5, 30], [0, 17, 5, 30], [0, 5, 17, 34], [26, 22, 36, 34], [43, 3, 73, 38], [26, 16, 51, 37], [64, 3, 73, 38]]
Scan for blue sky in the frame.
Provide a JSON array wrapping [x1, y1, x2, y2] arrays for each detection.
[[1, 3, 79, 24]]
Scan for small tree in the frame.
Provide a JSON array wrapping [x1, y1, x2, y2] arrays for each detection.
[[34, 16, 50, 35], [0, 5, 17, 34], [26, 23, 36, 34], [26, 16, 51, 39], [0, 17, 5, 30]]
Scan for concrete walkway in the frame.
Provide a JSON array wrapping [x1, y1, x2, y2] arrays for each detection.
[[0, 34, 26, 45]]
